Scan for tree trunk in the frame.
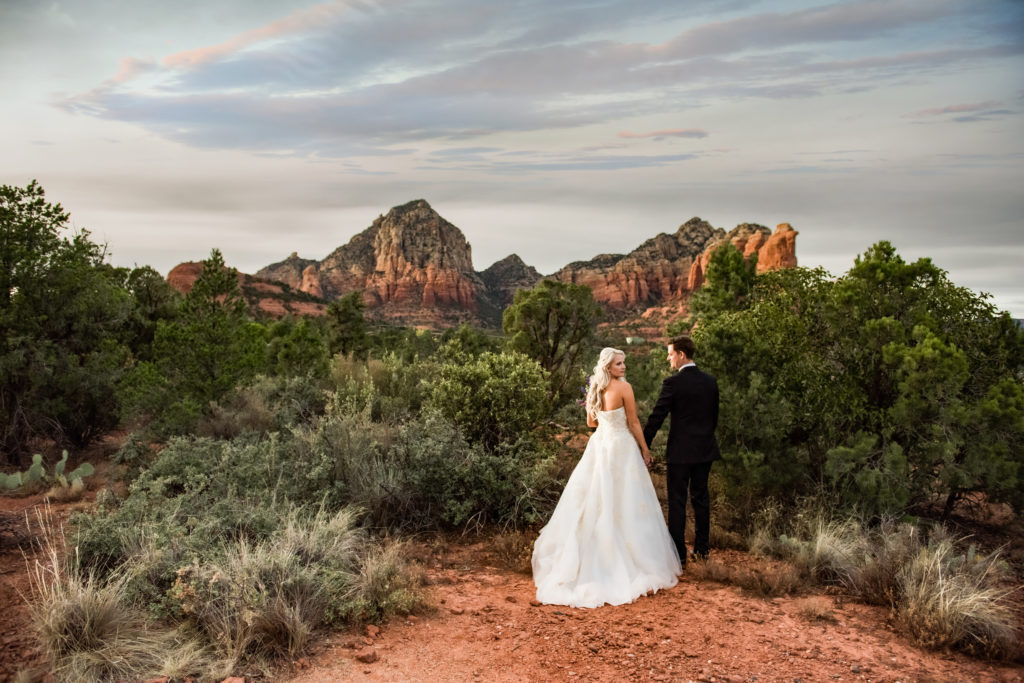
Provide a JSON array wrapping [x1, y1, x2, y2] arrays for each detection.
[[941, 487, 960, 522]]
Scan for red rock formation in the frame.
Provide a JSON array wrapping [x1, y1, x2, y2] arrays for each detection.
[[758, 223, 798, 271], [166, 261, 204, 295], [687, 223, 799, 290], [301, 264, 324, 298], [170, 206, 798, 327], [552, 218, 721, 310], [314, 199, 479, 315], [166, 260, 327, 319]]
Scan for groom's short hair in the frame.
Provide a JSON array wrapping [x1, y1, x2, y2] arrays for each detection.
[[669, 335, 696, 359]]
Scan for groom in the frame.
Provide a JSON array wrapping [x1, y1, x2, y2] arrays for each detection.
[[643, 335, 720, 567]]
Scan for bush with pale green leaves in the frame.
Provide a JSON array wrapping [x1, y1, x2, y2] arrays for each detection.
[[426, 350, 550, 449]]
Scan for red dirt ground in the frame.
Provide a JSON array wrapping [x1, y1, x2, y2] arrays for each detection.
[[283, 540, 1023, 683]]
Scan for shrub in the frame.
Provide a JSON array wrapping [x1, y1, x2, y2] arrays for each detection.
[[265, 318, 330, 378], [691, 245, 1024, 521], [301, 407, 560, 530], [347, 539, 425, 623], [197, 374, 329, 439], [330, 352, 431, 422], [426, 351, 550, 449]]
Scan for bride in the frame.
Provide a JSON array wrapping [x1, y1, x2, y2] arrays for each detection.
[[532, 348, 681, 608]]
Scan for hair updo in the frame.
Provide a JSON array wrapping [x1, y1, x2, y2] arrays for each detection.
[[585, 347, 624, 418]]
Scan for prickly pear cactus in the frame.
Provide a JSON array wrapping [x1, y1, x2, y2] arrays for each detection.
[[26, 454, 44, 484], [54, 450, 69, 478], [67, 463, 95, 481]]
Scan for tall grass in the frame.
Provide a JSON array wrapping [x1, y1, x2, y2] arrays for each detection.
[[748, 502, 1020, 660], [30, 504, 425, 680], [896, 530, 1018, 658], [27, 508, 216, 682]]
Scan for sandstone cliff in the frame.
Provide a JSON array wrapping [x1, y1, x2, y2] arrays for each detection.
[[167, 261, 327, 318], [256, 252, 317, 291], [170, 202, 798, 327], [479, 254, 542, 308], [687, 222, 799, 290], [551, 217, 798, 315]]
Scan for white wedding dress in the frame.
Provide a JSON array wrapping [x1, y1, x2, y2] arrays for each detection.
[[532, 406, 681, 608]]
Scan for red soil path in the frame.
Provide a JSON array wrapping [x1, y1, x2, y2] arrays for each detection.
[[286, 541, 1024, 683]]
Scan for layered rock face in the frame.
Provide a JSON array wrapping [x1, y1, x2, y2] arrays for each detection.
[[479, 254, 542, 308], [167, 261, 327, 317], [552, 218, 798, 311], [172, 202, 798, 326], [256, 252, 317, 291], [551, 218, 718, 309], [271, 200, 480, 315], [687, 222, 799, 290]]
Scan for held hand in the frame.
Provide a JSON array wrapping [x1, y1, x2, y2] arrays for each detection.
[[641, 449, 652, 468]]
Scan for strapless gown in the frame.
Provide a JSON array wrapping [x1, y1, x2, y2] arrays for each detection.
[[531, 406, 681, 608]]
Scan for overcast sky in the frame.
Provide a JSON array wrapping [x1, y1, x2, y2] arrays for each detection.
[[3, 0, 1022, 315]]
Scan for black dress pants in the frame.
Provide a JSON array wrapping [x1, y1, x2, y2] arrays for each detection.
[[666, 461, 713, 561]]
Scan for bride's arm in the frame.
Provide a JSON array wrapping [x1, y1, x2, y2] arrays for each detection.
[[586, 410, 598, 428], [621, 383, 652, 467]]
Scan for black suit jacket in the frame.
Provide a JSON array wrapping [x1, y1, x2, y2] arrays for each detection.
[[643, 365, 721, 465]]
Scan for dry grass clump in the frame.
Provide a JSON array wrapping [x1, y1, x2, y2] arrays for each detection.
[[747, 502, 1021, 660], [170, 506, 380, 666], [27, 511, 215, 682], [794, 596, 836, 622], [348, 539, 426, 623], [765, 517, 862, 583], [842, 520, 920, 606], [896, 531, 1019, 659], [709, 522, 747, 551], [28, 504, 427, 680], [490, 530, 535, 574], [689, 557, 805, 598]]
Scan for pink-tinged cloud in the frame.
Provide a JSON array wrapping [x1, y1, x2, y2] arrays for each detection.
[[618, 128, 708, 139], [112, 57, 157, 83], [910, 101, 1000, 117], [161, 1, 348, 69]]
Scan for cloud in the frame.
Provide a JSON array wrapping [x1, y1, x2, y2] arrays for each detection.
[[160, 1, 348, 70], [112, 57, 157, 84], [951, 109, 1016, 122], [906, 101, 1018, 123], [422, 151, 700, 174], [618, 129, 708, 139], [57, 0, 1024, 161], [910, 101, 1001, 117]]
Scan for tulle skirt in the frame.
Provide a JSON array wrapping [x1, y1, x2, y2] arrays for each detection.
[[532, 412, 681, 608]]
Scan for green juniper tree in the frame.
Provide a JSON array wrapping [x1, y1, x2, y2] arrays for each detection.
[[1, 181, 132, 462], [119, 249, 267, 436], [691, 242, 1024, 520], [503, 279, 601, 405]]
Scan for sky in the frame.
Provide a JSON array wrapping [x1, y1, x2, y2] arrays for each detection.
[[3, 0, 1023, 315]]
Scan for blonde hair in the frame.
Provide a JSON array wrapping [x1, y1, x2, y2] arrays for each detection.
[[585, 347, 624, 418]]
